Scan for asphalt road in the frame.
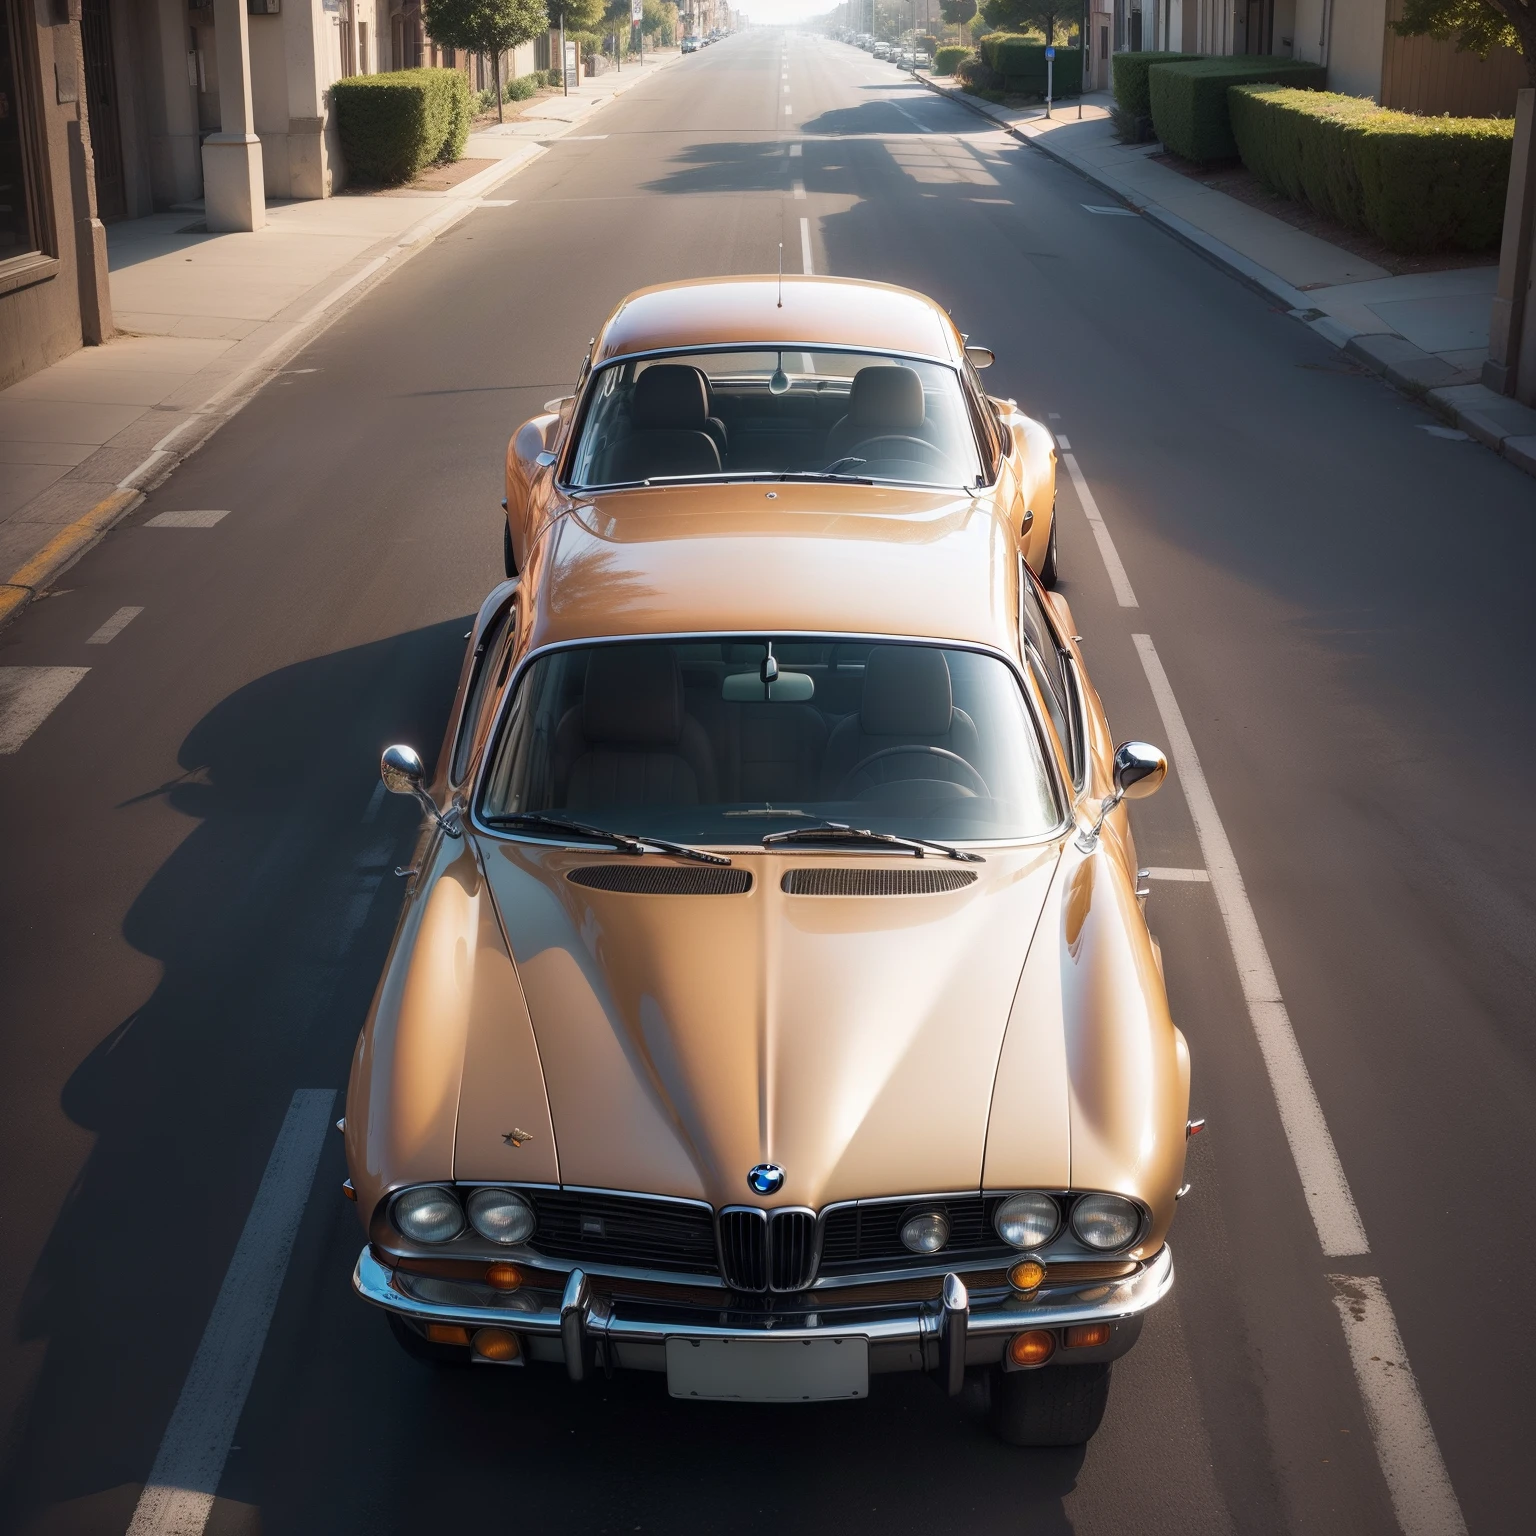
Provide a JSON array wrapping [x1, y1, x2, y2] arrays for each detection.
[[2, 28, 1533, 1536]]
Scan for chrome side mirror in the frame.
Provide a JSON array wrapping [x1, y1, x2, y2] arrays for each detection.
[[1113, 741, 1167, 801], [380, 744, 462, 838], [965, 344, 995, 369], [1076, 740, 1167, 852]]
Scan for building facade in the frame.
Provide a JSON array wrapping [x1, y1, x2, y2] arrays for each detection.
[[1, 0, 113, 391], [1113, 0, 1525, 117]]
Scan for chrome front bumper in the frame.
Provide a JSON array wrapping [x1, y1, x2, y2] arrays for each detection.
[[354, 1244, 1174, 1381]]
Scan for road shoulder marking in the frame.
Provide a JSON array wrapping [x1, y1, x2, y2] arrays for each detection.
[[1134, 632, 1366, 1257], [0, 666, 90, 754], [1061, 452, 1138, 608], [1329, 1275, 1468, 1536], [126, 1089, 334, 1536]]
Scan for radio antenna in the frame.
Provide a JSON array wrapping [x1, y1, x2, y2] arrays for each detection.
[[777, 242, 783, 308]]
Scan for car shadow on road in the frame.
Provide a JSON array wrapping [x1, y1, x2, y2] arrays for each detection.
[[0, 620, 468, 1536]]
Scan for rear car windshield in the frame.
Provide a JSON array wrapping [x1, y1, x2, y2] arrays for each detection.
[[566, 350, 984, 490], [479, 638, 1060, 844]]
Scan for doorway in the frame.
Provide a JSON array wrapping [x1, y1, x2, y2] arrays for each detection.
[[80, 0, 125, 220]]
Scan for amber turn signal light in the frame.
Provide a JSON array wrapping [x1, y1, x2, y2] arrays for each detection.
[[1008, 1329, 1056, 1367], [1008, 1259, 1046, 1292], [473, 1327, 521, 1362], [1064, 1322, 1111, 1350], [425, 1324, 470, 1346], [485, 1262, 523, 1291]]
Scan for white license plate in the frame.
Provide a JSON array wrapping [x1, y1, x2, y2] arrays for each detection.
[[665, 1335, 869, 1402]]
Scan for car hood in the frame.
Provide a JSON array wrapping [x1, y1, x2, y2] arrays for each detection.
[[471, 839, 1063, 1212]]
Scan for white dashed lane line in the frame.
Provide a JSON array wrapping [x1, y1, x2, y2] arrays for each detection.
[[800, 217, 814, 275], [145, 510, 230, 528], [86, 605, 143, 645], [793, 180, 805, 199], [1060, 451, 1137, 607], [789, 142, 802, 157], [0, 667, 90, 754]]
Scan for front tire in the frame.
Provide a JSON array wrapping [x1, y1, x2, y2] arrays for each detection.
[[988, 1362, 1110, 1446], [1039, 507, 1059, 590]]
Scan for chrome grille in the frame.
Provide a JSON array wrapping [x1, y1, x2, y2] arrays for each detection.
[[818, 1197, 1011, 1273], [769, 1209, 818, 1291], [717, 1210, 768, 1291], [524, 1191, 718, 1274]]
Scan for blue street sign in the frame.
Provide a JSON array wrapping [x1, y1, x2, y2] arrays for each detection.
[[1045, 45, 1055, 59]]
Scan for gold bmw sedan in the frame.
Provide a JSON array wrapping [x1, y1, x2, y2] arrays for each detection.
[[344, 278, 1190, 1446]]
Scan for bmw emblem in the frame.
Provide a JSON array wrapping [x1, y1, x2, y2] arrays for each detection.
[[747, 1164, 785, 1196]]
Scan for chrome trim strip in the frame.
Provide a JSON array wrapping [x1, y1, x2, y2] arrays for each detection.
[[561, 1269, 589, 1383], [469, 631, 1073, 844]]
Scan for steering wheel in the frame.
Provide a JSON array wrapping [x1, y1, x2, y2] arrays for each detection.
[[836, 745, 990, 800], [849, 434, 953, 468]]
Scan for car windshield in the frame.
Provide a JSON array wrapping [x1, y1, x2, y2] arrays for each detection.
[[566, 350, 985, 490], [479, 638, 1060, 844]]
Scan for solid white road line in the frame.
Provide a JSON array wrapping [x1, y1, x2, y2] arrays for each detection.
[[799, 218, 814, 275], [86, 606, 144, 645], [1133, 634, 1369, 1259], [1145, 866, 1209, 882], [126, 1089, 335, 1536], [1329, 1276, 1468, 1536], [1060, 453, 1138, 607], [793, 179, 806, 199], [0, 666, 90, 754], [145, 510, 229, 528], [893, 103, 932, 133], [1055, 434, 1072, 451]]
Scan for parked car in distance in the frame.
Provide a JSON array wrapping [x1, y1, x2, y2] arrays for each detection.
[[681, 34, 700, 52], [345, 275, 1190, 1446]]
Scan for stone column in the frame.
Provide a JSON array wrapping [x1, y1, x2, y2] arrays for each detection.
[[201, 0, 265, 231], [1484, 89, 1536, 406]]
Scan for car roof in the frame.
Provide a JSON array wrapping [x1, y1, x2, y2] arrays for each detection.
[[522, 483, 1023, 658], [590, 277, 963, 368]]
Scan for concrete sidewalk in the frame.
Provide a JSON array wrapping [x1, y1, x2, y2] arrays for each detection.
[[919, 77, 1536, 479], [0, 51, 678, 626]]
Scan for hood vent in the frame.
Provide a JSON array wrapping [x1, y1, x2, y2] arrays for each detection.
[[568, 865, 752, 895], [781, 867, 979, 896]]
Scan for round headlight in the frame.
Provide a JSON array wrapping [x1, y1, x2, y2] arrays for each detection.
[[994, 1192, 1060, 1249], [466, 1188, 536, 1246], [1071, 1193, 1142, 1251], [393, 1185, 464, 1244], [899, 1208, 950, 1254]]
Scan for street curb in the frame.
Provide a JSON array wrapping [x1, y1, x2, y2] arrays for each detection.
[[0, 62, 677, 633], [916, 73, 1536, 484]]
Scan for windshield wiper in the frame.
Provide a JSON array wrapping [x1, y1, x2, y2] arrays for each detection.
[[761, 820, 983, 863], [485, 812, 731, 865]]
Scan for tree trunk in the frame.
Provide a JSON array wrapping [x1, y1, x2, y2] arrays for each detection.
[[494, 48, 504, 122]]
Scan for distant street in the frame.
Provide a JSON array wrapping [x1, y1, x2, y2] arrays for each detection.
[[1, 28, 1533, 1536]]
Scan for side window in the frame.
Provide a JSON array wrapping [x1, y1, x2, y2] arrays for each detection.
[[1019, 566, 1084, 787], [961, 359, 1003, 477], [451, 603, 517, 786]]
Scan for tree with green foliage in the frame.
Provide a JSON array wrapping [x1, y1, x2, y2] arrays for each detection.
[[423, 0, 550, 121], [1393, 0, 1534, 85], [978, 0, 1068, 44], [545, 0, 604, 30], [939, 0, 977, 24]]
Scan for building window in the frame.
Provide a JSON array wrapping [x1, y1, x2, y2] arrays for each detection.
[[0, 0, 42, 266]]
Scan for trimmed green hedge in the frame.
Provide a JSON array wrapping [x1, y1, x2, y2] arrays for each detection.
[[978, 33, 1081, 97], [934, 45, 971, 76], [1149, 56, 1326, 163], [332, 68, 470, 185], [1111, 51, 1201, 118], [1229, 83, 1514, 252]]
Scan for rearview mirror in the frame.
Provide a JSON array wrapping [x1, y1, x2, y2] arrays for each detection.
[[965, 345, 995, 369], [722, 671, 816, 703]]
